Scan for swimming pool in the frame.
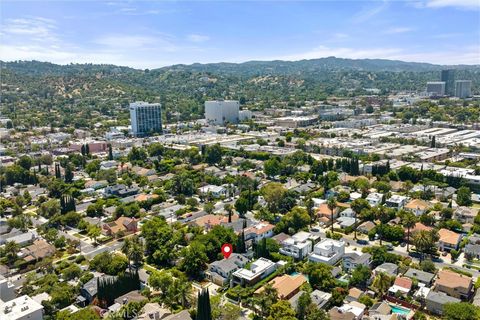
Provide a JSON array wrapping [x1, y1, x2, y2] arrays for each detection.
[[389, 304, 411, 315]]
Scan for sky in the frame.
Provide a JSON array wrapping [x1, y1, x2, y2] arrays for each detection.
[[1, 0, 479, 69]]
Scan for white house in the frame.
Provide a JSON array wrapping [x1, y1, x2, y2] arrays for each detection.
[[366, 192, 383, 207], [343, 252, 372, 272], [198, 185, 227, 198], [279, 231, 319, 260], [244, 222, 275, 242], [231, 258, 278, 287], [385, 195, 408, 209], [308, 239, 345, 265]]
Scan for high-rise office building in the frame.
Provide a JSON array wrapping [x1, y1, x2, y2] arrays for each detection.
[[455, 80, 472, 98], [441, 69, 455, 96], [205, 100, 240, 125], [426, 82, 445, 96], [129, 101, 162, 137]]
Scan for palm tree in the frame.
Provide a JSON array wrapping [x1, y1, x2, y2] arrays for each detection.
[[327, 196, 337, 234], [413, 230, 439, 261], [122, 236, 144, 271], [401, 211, 417, 252], [375, 206, 390, 245], [305, 197, 315, 228], [372, 272, 392, 296], [3, 241, 19, 265], [224, 204, 233, 223], [351, 198, 370, 240]]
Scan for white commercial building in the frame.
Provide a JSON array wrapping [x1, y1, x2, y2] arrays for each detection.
[[0, 295, 44, 320], [455, 80, 472, 98], [129, 101, 162, 137], [426, 82, 445, 96], [308, 239, 345, 265], [205, 100, 239, 125]]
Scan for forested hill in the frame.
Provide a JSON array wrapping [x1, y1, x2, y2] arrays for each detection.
[[2, 57, 479, 76], [1, 58, 479, 128]]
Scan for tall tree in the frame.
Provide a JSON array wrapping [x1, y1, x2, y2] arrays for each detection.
[[196, 289, 212, 320], [327, 196, 337, 233], [351, 198, 370, 240], [401, 211, 417, 252]]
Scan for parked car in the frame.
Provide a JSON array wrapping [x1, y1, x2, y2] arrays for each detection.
[[357, 239, 369, 245]]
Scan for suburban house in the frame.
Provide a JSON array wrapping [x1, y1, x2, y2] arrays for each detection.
[[80, 275, 117, 304], [426, 291, 460, 316], [243, 222, 275, 242], [206, 253, 249, 286], [434, 269, 473, 300], [104, 184, 139, 198], [20, 239, 55, 263], [317, 203, 339, 220], [366, 192, 383, 207], [102, 216, 138, 236], [329, 301, 366, 320], [308, 239, 345, 265], [404, 268, 435, 286], [454, 206, 478, 224], [310, 289, 332, 309], [374, 263, 398, 277], [198, 185, 227, 198], [388, 276, 413, 295], [465, 243, 480, 260], [357, 221, 376, 234], [255, 274, 307, 300], [340, 208, 355, 218], [342, 252, 371, 272], [368, 302, 392, 318], [404, 199, 431, 216], [346, 287, 364, 302], [278, 231, 319, 260], [385, 195, 408, 209], [437, 228, 462, 252], [231, 258, 278, 287]]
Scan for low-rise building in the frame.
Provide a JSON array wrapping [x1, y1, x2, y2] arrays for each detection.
[[308, 239, 345, 265], [279, 231, 318, 260], [404, 268, 435, 286], [244, 222, 275, 242], [198, 185, 227, 198], [231, 258, 278, 287], [385, 195, 408, 209], [434, 269, 473, 300], [0, 295, 44, 320], [404, 199, 431, 216], [102, 216, 138, 236], [206, 253, 248, 286], [342, 252, 371, 272], [426, 291, 460, 315], [255, 274, 307, 299], [438, 228, 462, 252]]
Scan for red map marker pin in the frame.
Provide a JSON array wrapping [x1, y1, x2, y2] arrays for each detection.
[[221, 243, 232, 259]]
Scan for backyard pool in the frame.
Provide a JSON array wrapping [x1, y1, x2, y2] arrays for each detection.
[[389, 304, 411, 316]]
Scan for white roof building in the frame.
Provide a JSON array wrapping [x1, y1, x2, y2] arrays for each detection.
[[308, 238, 345, 265], [0, 295, 44, 320]]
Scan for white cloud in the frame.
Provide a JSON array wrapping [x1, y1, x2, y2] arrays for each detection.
[[384, 27, 414, 34], [424, 0, 480, 9], [187, 34, 210, 43], [2, 17, 57, 39]]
